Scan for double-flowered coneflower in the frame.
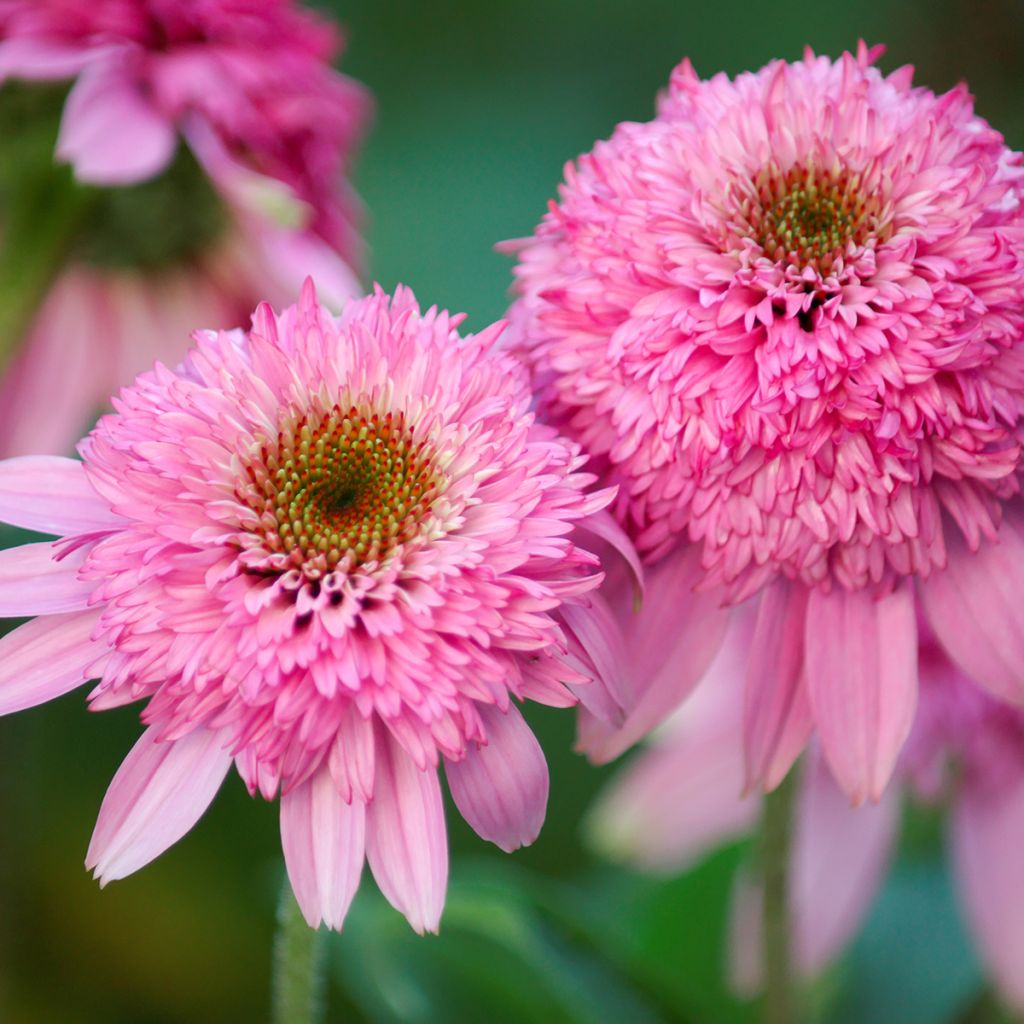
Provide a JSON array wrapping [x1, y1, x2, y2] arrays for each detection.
[[507, 43, 1024, 803], [0, 283, 628, 931]]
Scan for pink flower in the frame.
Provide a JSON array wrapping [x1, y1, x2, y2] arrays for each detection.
[[588, 621, 1024, 1011], [507, 43, 1024, 802], [0, 0, 369, 457], [0, 282, 629, 932]]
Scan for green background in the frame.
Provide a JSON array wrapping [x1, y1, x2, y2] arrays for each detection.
[[2, 1, 1023, 1021]]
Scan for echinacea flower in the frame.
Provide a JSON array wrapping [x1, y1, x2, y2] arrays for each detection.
[[507, 43, 1024, 803], [589, 617, 1024, 1012], [0, 283, 628, 932], [0, 0, 369, 456]]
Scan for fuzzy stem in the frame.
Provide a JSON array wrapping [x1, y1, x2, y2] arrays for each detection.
[[271, 884, 327, 1024], [761, 768, 798, 1024]]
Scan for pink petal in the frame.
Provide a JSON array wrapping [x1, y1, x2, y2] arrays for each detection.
[[919, 507, 1024, 704], [577, 544, 730, 763], [743, 580, 813, 791], [804, 584, 918, 804], [951, 774, 1024, 1011], [0, 542, 93, 615], [57, 64, 176, 185], [446, 703, 548, 853], [365, 725, 447, 933], [86, 727, 233, 884], [0, 608, 105, 715], [576, 509, 644, 600], [0, 38, 94, 81], [561, 594, 631, 709], [281, 767, 365, 930], [0, 455, 120, 533]]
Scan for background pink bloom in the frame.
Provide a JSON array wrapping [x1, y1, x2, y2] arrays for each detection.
[[507, 43, 1024, 802], [0, 283, 630, 932], [588, 624, 1024, 1010]]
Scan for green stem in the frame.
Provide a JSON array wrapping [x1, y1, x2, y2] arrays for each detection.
[[761, 768, 798, 1024], [271, 883, 328, 1024]]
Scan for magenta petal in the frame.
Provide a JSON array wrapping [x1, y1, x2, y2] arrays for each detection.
[[0, 542, 93, 615], [365, 726, 447, 933], [0, 608, 105, 714], [743, 580, 813, 791], [281, 767, 365, 930], [804, 584, 918, 804], [57, 64, 176, 185], [86, 727, 232, 884], [0, 455, 119, 534], [446, 703, 548, 853], [951, 775, 1024, 1011], [920, 507, 1024, 704], [577, 544, 730, 763], [791, 753, 899, 974]]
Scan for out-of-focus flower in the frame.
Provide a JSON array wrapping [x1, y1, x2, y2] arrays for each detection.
[[0, 0, 369, 456], [588, 620, 1024, 1011], [0, 283, 631, 932], [507, 43, 1024, 803]]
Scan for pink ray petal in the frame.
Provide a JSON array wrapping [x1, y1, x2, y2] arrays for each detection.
[[57, 64, 177, 185], [0, 455, 120, 534], [804, 583, 918, 804], [446, 703, 548, 853], [365, 725, 447, 933], [919, 506, 1024, 705], [0, 542, 93, 615], [86, 726, 233, 884], [0, 608, 105, 715], [951, 774, 1024, 1011], [281, 766, 365, 930], [0, 38, 95, 81], [743, 580, 813, 792]]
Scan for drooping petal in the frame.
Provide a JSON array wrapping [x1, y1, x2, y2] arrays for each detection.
[[920, 506, 1024, 705], [951, 774, 1024, 1011], [743, 580, 813, 791], [577, 544, 730, 763], [0, 37, 95, 81], [0, 455, 120, 534], [804, 583, 918, 804], [86, 727, 233, 884], [561, 594, 631, 709], [280, 767, 365, 930], [0, 608, 105, 715], [365, 726, 447, 933], [576, 509, 644, 600], [0, 542, 93, 615], [446, 703, 548, 853], [57, 64, 177, 185]]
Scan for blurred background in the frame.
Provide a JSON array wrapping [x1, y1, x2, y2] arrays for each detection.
[[2, 1, 1023, 1021]]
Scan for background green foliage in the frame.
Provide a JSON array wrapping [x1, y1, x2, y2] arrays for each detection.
[[2, 1, 1023, 1020]]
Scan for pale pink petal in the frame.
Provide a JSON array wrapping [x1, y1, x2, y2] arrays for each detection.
[[576, 509, 644, 599], [0, 609, 105, 715], [365, 726, 447, 933], [256, 227, 361, 312], [920, 507, 1024, 704], [951, 774, 1024, 1011], [86, 727, 233, 884], [446, 703, 548, 853], [0, 455, 120, 533], [561, 594, 631, 709], [0, 542, 93, 615], [577, 544, 730, 763], [805, 584, 918, 803], [57, 64, 177, 185], [281, 767, 365, 930], [743, 580, 813, 791], [0, 38, 94, 81]]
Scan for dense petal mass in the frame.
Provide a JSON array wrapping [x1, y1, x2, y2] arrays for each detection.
[[0, 283, 629, 932], [509, 44, 1024, 798]]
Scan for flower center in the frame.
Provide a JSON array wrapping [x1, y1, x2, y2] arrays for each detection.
[[750, 162, 884, 271], [241, 404, 442, 573]]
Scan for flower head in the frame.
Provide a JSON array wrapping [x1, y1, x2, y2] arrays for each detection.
[[508, 44, 1024, 803], [0, 283, 623, 931]]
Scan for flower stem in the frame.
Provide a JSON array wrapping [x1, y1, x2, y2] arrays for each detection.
[[760, 767, 798, 1024], [271, 883, 327, 1024]]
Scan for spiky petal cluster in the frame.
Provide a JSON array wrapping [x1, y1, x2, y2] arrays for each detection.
[[508, 44, 1024, 805], [589, 621, 1024, 1012], [0, 284, 625, 932]]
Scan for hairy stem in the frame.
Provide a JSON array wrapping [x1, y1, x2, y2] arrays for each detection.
[[271, 884, 327, 1024]]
